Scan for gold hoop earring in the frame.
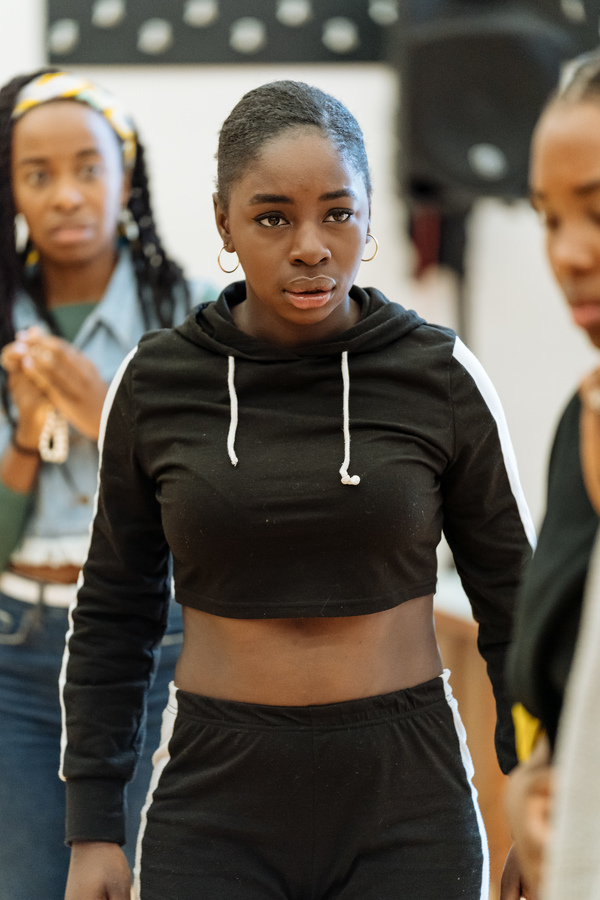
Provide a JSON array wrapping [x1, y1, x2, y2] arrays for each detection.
[[361, 232, 379, 262], [218, 246, 240, 274]]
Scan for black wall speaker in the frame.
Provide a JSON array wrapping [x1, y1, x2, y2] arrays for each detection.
[[389, 1, 600, 214]]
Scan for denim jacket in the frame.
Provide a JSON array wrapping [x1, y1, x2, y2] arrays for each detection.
[[0, 249, 217, 569]]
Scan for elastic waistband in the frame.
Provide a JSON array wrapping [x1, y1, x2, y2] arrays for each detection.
[[0, 571, 78, 608], [174, 673, 447, 730]]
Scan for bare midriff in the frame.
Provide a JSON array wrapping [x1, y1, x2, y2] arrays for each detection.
[[175, 594, 442, 706], [10, 562, 81, 584], [9, 565, 442, 704]]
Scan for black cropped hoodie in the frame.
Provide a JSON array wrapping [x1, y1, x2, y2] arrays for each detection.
[[61, 283, 535, 844]]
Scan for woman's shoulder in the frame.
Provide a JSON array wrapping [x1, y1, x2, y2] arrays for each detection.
[[131, 316, 213, 380], [547, 391, 582, 467], [388, 313, 466, 372], [135, 323, 191, 359]]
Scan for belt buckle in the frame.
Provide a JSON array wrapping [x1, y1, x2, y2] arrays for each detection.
[[0, 589, 44, 645]]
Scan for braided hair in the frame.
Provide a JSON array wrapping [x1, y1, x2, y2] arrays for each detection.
[[0, 67, 190, 357], [216, 80, 372, 210]]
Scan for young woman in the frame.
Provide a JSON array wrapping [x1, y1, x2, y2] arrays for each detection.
[[506, 52, 600, 898], [62, 80, 534, 900], [0, 68, 215, 900]]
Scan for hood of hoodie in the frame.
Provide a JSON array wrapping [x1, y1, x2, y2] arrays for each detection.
[[176, 281, 424, 361]]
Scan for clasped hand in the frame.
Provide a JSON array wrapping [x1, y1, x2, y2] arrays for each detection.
[[1, 326, 108, 443]]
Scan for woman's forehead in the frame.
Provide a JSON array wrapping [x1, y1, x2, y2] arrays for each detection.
[[530, 102, 600, 194], [233, 128, 367, 200], [12, 100, 120, 159]]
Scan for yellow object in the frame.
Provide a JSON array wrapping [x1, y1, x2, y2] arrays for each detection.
[[512, 702, 545, 762]]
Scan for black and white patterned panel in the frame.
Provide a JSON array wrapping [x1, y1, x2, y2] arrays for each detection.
[[46, 0, 401, 64]]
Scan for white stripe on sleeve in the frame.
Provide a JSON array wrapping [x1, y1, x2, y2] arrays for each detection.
[[453, 336, 536, 550]]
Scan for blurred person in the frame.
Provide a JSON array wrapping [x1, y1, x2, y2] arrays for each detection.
[[0, 68, 216, 900], [506, 51, 600, 899], [542, 525, 600, 900], [60, 80, 534, 900]]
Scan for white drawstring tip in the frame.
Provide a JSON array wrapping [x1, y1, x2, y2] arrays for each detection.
[[339, 351, 360, 486], [227, 355, 239, 467]]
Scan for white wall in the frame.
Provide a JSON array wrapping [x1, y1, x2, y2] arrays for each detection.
[[468, 200, 597, 523], [1, 0, 596, 526]]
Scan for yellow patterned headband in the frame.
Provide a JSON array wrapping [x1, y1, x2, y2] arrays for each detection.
[[12, 71, 137, 167]]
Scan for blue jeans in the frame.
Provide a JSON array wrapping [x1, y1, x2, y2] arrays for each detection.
[[0, 590, 182, 900]]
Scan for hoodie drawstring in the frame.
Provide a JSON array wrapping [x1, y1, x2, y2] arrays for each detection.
[[226, 351, 360, 486], [340, 351, 360, 486], [227, 356, 238, 466]]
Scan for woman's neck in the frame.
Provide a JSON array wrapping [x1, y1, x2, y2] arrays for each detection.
[[41, 244, 119, 308]]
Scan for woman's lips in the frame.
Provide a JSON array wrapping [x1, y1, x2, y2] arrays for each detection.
[[283, 277, 336, 310], [51, 225, 94, 245], [570, 301, 600, 329], [283, 290, 333, 309]]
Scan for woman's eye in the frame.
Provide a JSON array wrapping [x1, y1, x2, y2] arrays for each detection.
[[324, 208, 353, 223], [539, 210, 559, 232], [79, 163, 102, 181], [26, 170, 49, 187], [256, 214, 288, 228]]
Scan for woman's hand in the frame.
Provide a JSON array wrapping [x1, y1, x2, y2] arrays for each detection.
[[8, 368, 53, 449], [64, 841, 131, 900], [500, 843, 533, 900], [14, 328, 108, 440], [2, 337, 53, 449], [504, 736, 553, 900]]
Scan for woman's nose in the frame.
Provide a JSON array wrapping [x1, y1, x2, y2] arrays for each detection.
[[549, 224, 597, 278], [52, 177, 84, 211], [289, 223, 331, 266]]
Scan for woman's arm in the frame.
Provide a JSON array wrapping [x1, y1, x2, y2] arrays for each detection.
[[61, 349, 171, 849], [0, 352, 50, 569], [0, 330, 109, 570], [441, 339, 535, 774], [0, 345, 50, 489]]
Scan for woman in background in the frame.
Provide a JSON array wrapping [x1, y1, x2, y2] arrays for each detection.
[[506, 51, 600, 899], [0, 68, 215, 900]]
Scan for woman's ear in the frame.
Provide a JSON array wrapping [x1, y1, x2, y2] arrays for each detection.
[[213, 192, 234, 251]]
